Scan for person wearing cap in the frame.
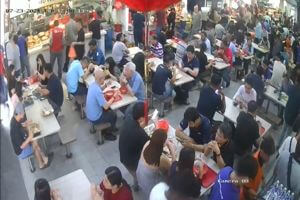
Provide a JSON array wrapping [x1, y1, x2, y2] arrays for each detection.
[[66, 56, 94, 96], [240, 136, 275, 200], [86, 69, 118, 141], [87, 39, 105, 65], [120, 62, 145, 101], [10, 103, 53, 169], [37, 63, 64, 117], [176, 107, 212, 147]]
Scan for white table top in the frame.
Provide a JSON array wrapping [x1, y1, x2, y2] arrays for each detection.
[[264, 85, 288, 107], [128, 47, 143, 58], [213, 60, 230, 70], [252, 43, 269, 54], [49, 169, 91, 200], [24, 98, 61, 140], [146, 57, 194, 86], [145, 123, 220, 195], [222, 96, 271, 136]]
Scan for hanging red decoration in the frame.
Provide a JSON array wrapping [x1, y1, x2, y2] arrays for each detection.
[[118, 0, 180, 12]]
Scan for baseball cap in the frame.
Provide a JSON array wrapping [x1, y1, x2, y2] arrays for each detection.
[[14, 103, 24, 116]]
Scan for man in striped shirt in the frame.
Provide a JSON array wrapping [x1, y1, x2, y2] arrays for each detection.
[[150, 35, 164, 58], [175, 33, 189, 63]]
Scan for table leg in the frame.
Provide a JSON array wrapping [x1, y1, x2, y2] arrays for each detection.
[[265, 100, 270, 114], [42, 138, 48, 154], [65, 143, 72, 158]]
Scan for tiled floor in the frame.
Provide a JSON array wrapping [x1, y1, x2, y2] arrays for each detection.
[[1, 79, 286, 200]]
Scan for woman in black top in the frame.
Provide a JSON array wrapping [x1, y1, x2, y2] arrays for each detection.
[[73, 18, 85, 60], [34, 178, 61, 200], [36, 54, 48, 85]]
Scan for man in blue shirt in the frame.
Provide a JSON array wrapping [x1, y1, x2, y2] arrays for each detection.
[[197, 74, 225, 122], [176, 107, 212, 146], [174, 45, 199, 105], [37, 63, 64, 117], [209, 155, 258, 200], [66, 56, 93, 96], [87, 39, 105, 65], [17, 31, 31, 78], [120, 62, 145, 101], [86, 69, 118, 141], [152, 53, 176, 99]]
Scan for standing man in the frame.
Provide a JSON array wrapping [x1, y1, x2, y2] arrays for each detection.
[[132, 11, 145, 47], [119, 102, 150, 191], [17, 31, 31, 78], [88, 10, 102, 50], [6, 34, 21, 78], [64, 12, 78, 72], [50, 20, 64, 80]]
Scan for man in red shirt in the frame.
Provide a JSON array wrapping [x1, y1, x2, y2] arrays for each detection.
[[50, 20, 64, 80], [217, 40, 233, 87]]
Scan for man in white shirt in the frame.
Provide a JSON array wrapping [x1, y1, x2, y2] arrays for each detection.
[[201, 31, 211, 54], [112, 33, 129, 67], [270, 55, 287, 89], [175, 33, 188, 63], [233, 77, 257, 109]]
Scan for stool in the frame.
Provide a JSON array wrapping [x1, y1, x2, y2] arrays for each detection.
[[27, 155, 35, 173], [74, 95, 86, 119], [151, 93, 173, 117], [92, 123, 111, 145], [235, 65, 244, 81]]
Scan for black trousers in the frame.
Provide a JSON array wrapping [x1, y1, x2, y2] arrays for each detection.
[[134, 29, 143, 47], [63, 45, 71, 72], [174, 81, 193, 103]]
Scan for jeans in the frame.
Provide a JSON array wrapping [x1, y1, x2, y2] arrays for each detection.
[[20, 55, 31, 78], [50, 51, 63, 80], [174, 81, 193, 103], [278, 120, 293, 147], [163, 81, 175, 99], [91, 110, 117, 129], [64, 45, 71, 72]]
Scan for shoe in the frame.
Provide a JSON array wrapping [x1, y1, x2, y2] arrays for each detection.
[[41, 152, 54, 169], [132, 184, 140, 192], [104, 133, 117, 141]]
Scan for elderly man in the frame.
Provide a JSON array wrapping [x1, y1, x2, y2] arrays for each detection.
[[10, 103, 53, 169], [66, 56, 93, 96], [86, 69, 118, 141], [37, 63, 64, 117], [120, 62, 145, 101]]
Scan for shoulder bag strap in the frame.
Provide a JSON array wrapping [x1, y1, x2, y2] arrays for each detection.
[[289, 137, 294, 153], [287, 153, 293, 190]]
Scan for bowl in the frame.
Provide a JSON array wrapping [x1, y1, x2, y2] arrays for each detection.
[[119, 86, 128, 94], [156, 119, 169, 133], [105, 90, 114, 100]]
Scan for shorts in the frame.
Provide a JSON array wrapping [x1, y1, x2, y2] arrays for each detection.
[[18, 145, 33, 159]]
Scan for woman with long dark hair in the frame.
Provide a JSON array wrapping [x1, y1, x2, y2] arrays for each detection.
[[169, 147, 195, 178], [136, 129, 176, 197], [91, 166, 133, 200], [34, 178, 61, 200], [36, 54, 48, 85]]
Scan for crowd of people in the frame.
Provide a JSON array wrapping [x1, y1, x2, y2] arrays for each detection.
[[2, 1, 300, 200]]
